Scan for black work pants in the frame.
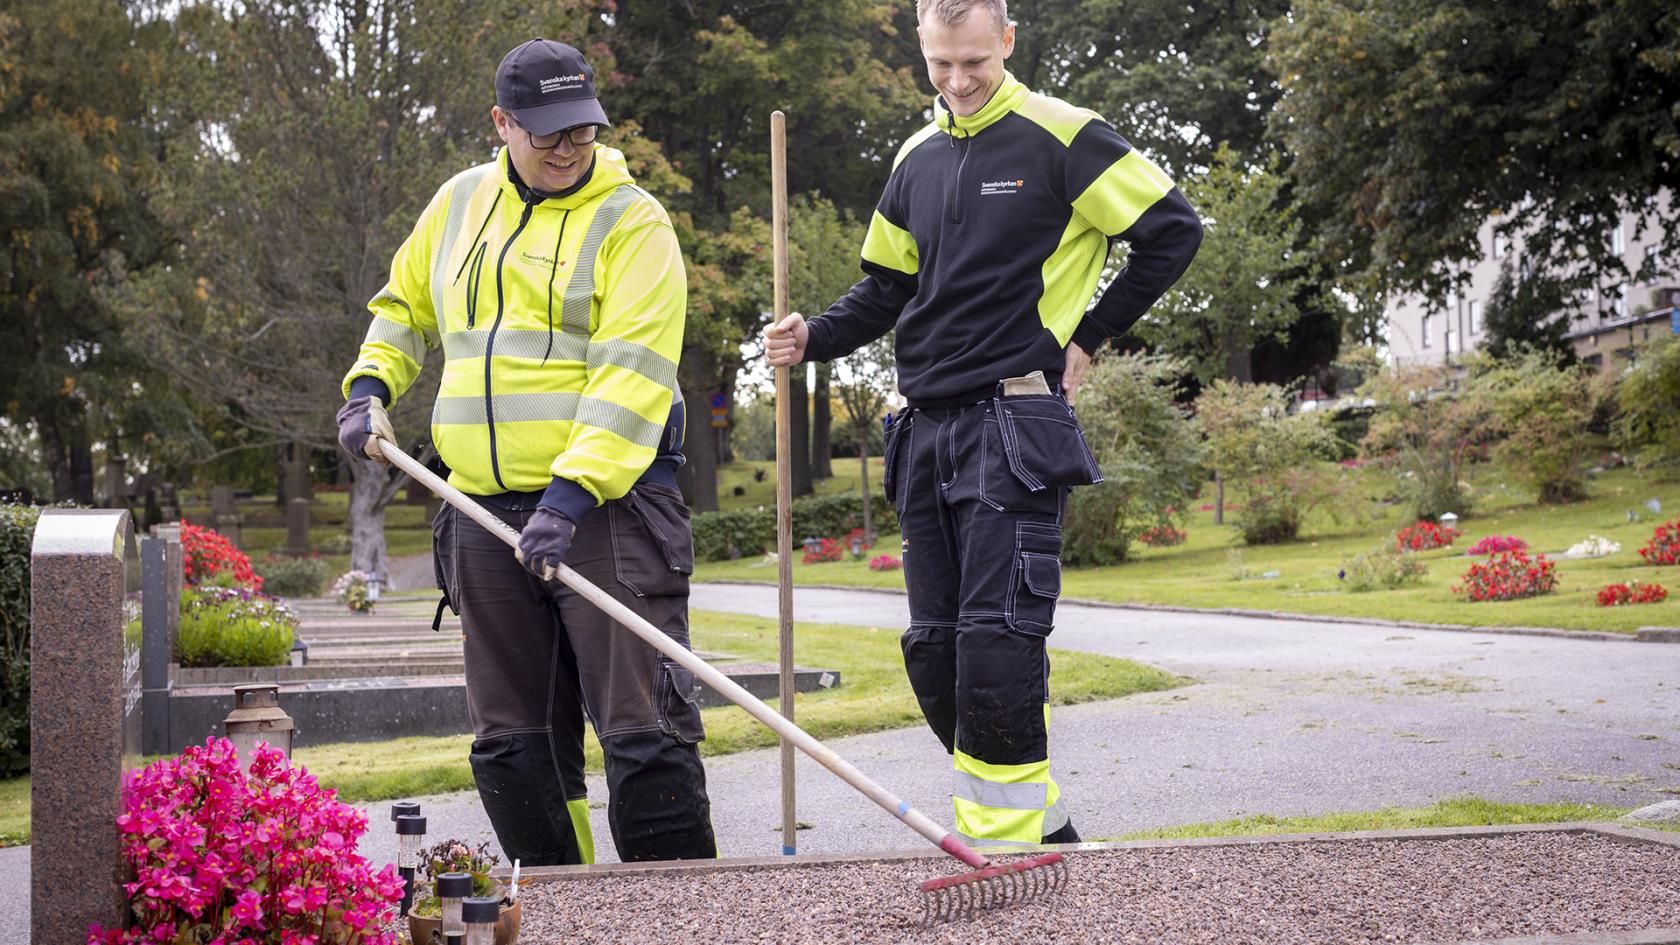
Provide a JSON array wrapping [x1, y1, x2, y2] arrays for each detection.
[[883, 390, 1100, 844], [432, 483, 716, 865]]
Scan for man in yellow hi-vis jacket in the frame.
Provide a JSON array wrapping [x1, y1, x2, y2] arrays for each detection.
[[336, 38, 714, 865]]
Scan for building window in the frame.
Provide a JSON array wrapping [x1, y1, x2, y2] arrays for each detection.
[[1468, 299, 1482, 333], [1421, 314, 1432, 348], [1612, 224, 1626, 255], [1646, 246, 1666, 279], [1494, 232, 1509, 259], [1614, 284, 1629, 319]]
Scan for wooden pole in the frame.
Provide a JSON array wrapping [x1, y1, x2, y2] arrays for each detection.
[[770, 109, 797, 856]]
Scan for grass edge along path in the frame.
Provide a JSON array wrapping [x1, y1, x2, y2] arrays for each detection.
[[1114, 796, 1672, 840], [0, 609, 1182, 844]]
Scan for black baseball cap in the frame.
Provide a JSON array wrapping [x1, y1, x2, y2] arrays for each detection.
[[495, 39, 610, 136]]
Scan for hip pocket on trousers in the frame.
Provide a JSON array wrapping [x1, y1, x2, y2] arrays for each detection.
[[1005, 521, 1062, 636], [611, 486, 693, 597], [995, 395, 1103, 492]]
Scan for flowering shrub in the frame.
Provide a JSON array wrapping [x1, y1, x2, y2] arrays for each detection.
[[1395, 520, 1459, 552], [255, 553, 331, 598], [843, 527, 873, 559], [88, 737, 403, 944], [1340, 546, 1428, 592], [1138, 524, 1188, 547], [332, 570, 375, 613], [1453, 551, 1559, 602], [177, 587, 298, 668], [1467, 535, 1527, 556], [868, 554, 901, 571], [1597, 582, 1668, 607], [1638, 518, 1680, 566], [801, 538, 843, 565], [1566, 535, 1621, 558], [181, 521, 263, 592]]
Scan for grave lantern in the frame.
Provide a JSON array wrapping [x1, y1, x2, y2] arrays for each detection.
[[222, 683, 293, 773], [437, 872, 473, 944], [390, 801, 420, 822], [395, 813, 427, 916], [1439, 512, 1459, 531], [366, 574, 382, 603], [462, 897, 500, 945]]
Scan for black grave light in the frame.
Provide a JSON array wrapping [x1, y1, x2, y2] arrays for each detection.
[[437, 872, 473, 944], [395, 813, 427, 916], [462, 896, 500, 945], [390, 801, 420, 822]]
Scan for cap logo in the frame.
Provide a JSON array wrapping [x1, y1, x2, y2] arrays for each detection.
[[539, 73, 587, 95]]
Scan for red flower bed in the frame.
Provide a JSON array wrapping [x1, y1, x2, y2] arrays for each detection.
[[1597, 582, 1668, 607], [801, 538, 843, 565], [868, 554, 901, 571], [1453, 550, 1558, 602], [1396, 520, 1459, 552], [1138, 524, 1187, 547], [180, 521, 263, 592], [1638, 518, 1680, 566]]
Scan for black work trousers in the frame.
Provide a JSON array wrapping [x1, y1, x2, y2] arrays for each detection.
[[883, 389, 1100, 844], [431, 482, 716, 865]]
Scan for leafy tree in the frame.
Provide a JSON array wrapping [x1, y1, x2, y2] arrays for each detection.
[[1481, 262, 1577, 365], [1135, 145, 1304, 385], [1359, 365, 1489, 520], [1616, 335, 1680, 478], [833, 336, 896, 544], [1196, 380, 1351, 544], [1271, 0, 1680, 305], [1469, 350, 1604, 503], [0, 1, 178, 501], [1061, 352, 1203, 565]]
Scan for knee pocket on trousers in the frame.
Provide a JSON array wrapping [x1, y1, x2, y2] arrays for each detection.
[[1006, 522, 1061, 636], [656, 658, 707, 744]]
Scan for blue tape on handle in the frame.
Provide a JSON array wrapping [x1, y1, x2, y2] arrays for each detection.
[[898, 801, 910, 817], [782, 844, 797, 856]]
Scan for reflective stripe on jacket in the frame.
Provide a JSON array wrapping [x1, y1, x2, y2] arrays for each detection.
[[342, 146, 685, 503]]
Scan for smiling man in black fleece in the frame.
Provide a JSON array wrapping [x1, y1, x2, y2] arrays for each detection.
[[764, 0, 1201, 848]]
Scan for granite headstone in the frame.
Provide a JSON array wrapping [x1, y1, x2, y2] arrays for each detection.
[[284, 497, 311, 555], [210, 484, 243, 548], [30, 509, 140, 943]]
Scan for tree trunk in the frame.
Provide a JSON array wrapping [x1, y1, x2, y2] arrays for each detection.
[[812, 364, 833, 480], [681, 387, 719, 511], [275, 443, 289, 505], [859, 440, 874, 544], [70, 436, 95, 506], [348, 456, 390, 581], [1214, 472, 1225, 526], [789, 364, 812, 497], [718, 378, 736, 464]]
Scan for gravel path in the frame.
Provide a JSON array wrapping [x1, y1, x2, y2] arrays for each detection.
[[515, 832, 1680, 944]]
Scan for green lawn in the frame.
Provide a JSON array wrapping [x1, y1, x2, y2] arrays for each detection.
[[0, 608, 1181, 842], [695, 466, 1680, 633], [716, 456, 882, 510], [1116, 796, 1669, 840]]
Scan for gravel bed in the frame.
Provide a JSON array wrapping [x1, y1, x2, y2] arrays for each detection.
[[513, 832, 1680, 944]]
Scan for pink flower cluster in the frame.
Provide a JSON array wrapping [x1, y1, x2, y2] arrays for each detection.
[[89, 738, 403, 945], [868, 554, 901, 571], [1467, 535, 1528, 556]]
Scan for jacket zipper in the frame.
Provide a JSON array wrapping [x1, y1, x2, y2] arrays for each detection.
[[484, 200, 537, 491], [463, 242, 488, 328], [946, 111, 970, 225]]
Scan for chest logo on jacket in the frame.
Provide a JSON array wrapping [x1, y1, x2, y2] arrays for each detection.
[[979, 179, 1025, 196], [519, 250, 566, 270]]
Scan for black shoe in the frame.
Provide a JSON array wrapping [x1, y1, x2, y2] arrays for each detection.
[[1041, 819, 1081, 845]]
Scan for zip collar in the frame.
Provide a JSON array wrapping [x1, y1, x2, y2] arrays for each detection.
[[933, 71, 1028, 139], [496, 145, 634, 209]]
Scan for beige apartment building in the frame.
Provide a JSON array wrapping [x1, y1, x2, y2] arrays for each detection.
[[1386, 193, 1678, 371]]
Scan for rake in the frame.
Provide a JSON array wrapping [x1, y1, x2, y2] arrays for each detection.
[[376, 434, 1069, 922]]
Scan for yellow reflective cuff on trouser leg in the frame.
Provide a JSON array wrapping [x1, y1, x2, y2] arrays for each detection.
[[566, 797, 595, 865], [952, 747, 1067, 846]]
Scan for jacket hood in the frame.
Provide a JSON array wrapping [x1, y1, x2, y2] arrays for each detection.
[[497, 144, 635, 209], [933, 71, 1028, 138]]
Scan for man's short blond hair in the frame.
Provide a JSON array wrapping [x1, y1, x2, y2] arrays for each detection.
[[916, 0, 1010, 35]]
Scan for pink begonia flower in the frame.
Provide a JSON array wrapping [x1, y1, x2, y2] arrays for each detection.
[[231, 888, 264, 927]]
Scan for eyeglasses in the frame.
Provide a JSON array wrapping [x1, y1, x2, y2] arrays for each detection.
[[519, 122, 600, 151]]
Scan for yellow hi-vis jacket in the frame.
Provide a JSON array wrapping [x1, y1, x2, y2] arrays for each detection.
[[341, 146, 684, 504]]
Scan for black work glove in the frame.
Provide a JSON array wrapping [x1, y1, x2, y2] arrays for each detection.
[[336, 395, 395, 464], [515, 507, 578, 582]]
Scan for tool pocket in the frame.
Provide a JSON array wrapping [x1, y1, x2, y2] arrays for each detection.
[[1005, 522, 1062, 637], [431, 504, 462, 614], [880, 411, 912, 514], [611, 484, 694, 597], [994, 395, 1103, 492], [655, 657, 707, 744]]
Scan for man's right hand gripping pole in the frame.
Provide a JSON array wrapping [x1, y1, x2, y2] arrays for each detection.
[[764, 312, 808, 367]]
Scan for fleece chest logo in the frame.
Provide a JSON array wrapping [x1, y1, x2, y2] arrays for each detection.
[[539, 73, 587, 96], [519, 249, 566, 271], [979, 178, 1025, 196]]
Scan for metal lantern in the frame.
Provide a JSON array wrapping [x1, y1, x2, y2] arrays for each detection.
[[395, 813, 427, 916], [366, 573, 382, 603], [222, 683, 294, 772], [1439, 511, 1459, 531], [462, 897, 500, 945], [437, 872, 473, 944]]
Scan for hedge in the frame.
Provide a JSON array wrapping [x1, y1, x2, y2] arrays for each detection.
[[0, 504, 41, 776], [693, 492, 898, 562]]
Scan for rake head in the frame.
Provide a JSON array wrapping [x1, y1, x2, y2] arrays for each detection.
[[919, 852, 1069, 923]]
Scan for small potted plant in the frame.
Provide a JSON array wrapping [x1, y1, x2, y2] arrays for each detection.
[[406, 839, 521, 944]]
